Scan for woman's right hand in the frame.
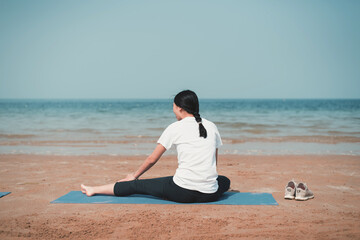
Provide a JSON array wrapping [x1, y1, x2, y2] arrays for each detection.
[[118, 173, 137, 182]]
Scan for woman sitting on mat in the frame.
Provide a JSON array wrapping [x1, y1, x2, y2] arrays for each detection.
[[81, 90, 230, 203]]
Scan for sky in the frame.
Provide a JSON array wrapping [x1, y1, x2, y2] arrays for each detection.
[[0, 0, 359, 99]]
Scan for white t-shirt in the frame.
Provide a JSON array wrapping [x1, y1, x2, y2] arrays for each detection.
[[157, 117, 222, 193]]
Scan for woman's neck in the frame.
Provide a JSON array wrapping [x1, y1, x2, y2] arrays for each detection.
[[178, 112, 194, 121]]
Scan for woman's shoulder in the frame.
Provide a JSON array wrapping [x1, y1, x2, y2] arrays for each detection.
[[166, 117, 217, 129], [164, 119, 183, 131], [202, 117, 214, 124], [202, 118, 218, 129]]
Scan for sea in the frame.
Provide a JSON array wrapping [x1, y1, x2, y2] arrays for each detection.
[[0, 99, 359, 156]]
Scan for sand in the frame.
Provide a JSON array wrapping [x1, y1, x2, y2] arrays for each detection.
[[0, 154, 360, 239]]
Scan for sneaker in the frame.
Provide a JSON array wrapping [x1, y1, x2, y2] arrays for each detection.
[[295, 182, 314, 201], [284, 180, 297, 200]]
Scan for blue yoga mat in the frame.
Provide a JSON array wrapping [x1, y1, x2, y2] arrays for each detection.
[[0, 192, 11, 198], [51, 191, 278, 205]]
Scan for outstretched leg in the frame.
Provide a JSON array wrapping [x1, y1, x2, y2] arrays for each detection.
[[113, 176, 171, 198], [81, 177, 171, 198], [81, 183, 115, 197]]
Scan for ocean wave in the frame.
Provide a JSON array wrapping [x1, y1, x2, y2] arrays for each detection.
[[327, 131, 360, 135], [241, 129, 280, 134], [0, 134, 36, 139], [223, 135, 360, 144], [214, 122, 271, 128], [0, 138, 157, 146], [46, 128, 101, 133]]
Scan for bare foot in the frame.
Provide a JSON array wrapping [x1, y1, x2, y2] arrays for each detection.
[[81, 184, 95, 197]]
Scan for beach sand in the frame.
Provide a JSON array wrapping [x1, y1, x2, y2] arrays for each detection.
[[0, 154, 359, 239]]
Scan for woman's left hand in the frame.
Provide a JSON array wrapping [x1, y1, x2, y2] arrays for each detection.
[[118, 173, 137, 182]]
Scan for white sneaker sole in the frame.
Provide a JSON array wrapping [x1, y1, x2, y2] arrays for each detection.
[[295, 195, 314, 201], [284, 195, 295, 200]]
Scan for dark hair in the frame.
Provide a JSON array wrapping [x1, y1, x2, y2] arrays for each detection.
[[174, 90, 207, 138]]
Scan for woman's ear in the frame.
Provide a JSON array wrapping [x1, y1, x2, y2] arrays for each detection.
[[173, 104, 182, 112]]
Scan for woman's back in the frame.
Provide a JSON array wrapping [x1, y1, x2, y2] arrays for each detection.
[[158, 117, 222, 193]]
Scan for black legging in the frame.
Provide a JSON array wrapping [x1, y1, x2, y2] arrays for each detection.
[[113, 175, 230, 203]]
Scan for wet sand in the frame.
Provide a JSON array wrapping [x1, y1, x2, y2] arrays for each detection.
[[0, 154, 360, 239]]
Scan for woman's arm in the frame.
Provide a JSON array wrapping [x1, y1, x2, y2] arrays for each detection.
[[119, 143, 166, 182], [216, 148, 218, 166]]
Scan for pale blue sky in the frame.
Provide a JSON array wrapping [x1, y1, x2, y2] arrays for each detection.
[[0, 0, 359, 99]]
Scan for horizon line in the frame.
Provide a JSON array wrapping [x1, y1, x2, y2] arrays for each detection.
[[0, 97, 359, 101]]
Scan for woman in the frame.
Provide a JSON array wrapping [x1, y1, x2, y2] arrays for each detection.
[[81, 90, 230, 203]]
